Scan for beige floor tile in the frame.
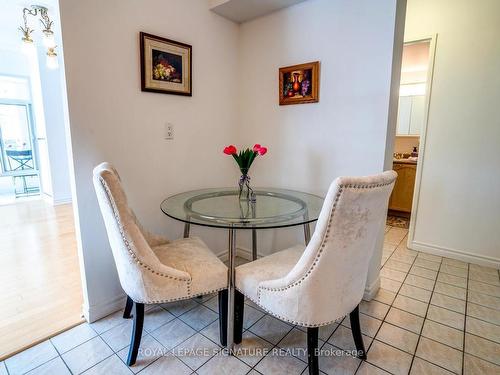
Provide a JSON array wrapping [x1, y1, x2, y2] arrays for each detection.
[[399, 284, 432, 303], [381, 267, 407, 282], [357, 361, 391, 374], [405, 274, 435, 291], [417, 253, 442, 263], [385, 259, 412, 273], [434, 282, 467, 300], [467, 291, 500, 310], [295, 322, 339, 342], [200, 320, 222, 344], [410, 357, 455, 374], [234, 331, 273, 367], [276, 328, 311, 362], [88, 311, 124, 334], [139, 355, 197, 375], [317, 343, 360, 375], [468, 280, 500, 298], [469, 270, 500, 286], [255, 351, 306, 375], [469, 264, 499, 276], [393, 245, 418, 258], [149, 318, 196, 350], [414, 258, 441, 271], [389, 252, 416, 265], [440, 264, 468, 278], [416, 337, 462, 374], [144, 306, 176, 332], [467, 303, 500, 326], [410, 265, 438, 280], [430, 293, 466, 314], [82, 354, 131, 375], [174, 332, 220, 370], [360, 300, 390, 320], [243, 304, 265, 329], [380, 277, 402, 293], [466, 317, 500, 344], [101, 320, 135, 352], [161, 299, 198, 317], [385, 307, 424, 334], [426, 305, 465, 330], [465, 333, 500, 366], [384, 228, 408, 245], [328, 325, 372, 352], [5, 341, 59, 375], [61, 337, 113, 375], [179, 304, 218, 331], [341, 313, 382, 338], [117, 335, 166, 374], [366, 340, 412, 375], [373, 288, 396, 305], [421, 320, 464, 350], [393, 295, 429, 317], [198, 354, 250, 375], [437, 273, 467, 288], [376, 322, 419, 354], [249, 315, 293, 344], [464, 353, 500, 375], [25, 357, 71, 375], [50, 323, 97, 354], [441, 258, 468, 270]]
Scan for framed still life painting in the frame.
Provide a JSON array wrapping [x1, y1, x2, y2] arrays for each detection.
[[140, 32, 192, 96], [279, 61, 319, 105]]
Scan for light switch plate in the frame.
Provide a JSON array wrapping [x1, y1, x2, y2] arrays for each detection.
[[164, 123, 174, 140]]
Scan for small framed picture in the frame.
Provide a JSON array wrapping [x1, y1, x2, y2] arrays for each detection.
[[140, 32, 192, 96], [279, 61, 319, 105]]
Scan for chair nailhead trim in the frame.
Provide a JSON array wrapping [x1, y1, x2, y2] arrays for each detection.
[[99, 177, 192, 294], [238, 287, 346, 328], [133, 286, 227, 304]]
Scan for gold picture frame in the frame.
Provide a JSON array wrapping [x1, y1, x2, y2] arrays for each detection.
[[279, 61, 319, 105]]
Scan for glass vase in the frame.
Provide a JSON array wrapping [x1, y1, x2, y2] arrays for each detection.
[[238, 174, 254, 202]]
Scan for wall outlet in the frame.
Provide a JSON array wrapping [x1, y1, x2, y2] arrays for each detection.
[[164, 123, 174, 140]]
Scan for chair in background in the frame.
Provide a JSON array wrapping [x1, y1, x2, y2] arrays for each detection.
[[234, 171, 396, 375], [93, 162, 228, 366]]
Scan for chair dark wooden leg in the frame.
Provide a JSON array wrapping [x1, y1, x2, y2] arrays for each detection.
[[233, 290, 245, 344], [307, 327, 319, 375], [123, 296, 133, 319], [218, 290, 228, 346], [126, 302, 144, 366], [349, 304, 367, 359]]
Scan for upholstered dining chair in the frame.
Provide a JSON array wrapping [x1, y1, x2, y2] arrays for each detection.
[[234, 171, 396, 375], [93, 162, 228, 366]]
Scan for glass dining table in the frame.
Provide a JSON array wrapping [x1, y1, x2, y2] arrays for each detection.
[[160, 187, 324, 350]]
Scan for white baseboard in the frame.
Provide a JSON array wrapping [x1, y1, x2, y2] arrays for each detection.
[[363, 275, 380, 301], [410, 240, 500, 269], [216, 246, 258, 262], [84, 293, 127, 323]]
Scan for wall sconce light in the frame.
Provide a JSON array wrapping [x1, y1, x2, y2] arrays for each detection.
[[19, 5, 58, 69]]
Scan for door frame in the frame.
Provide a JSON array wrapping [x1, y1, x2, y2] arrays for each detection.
[[405, 34, 438, 248]]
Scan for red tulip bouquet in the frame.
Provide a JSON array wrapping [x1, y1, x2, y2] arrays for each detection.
[[223, 144, 267, 201]]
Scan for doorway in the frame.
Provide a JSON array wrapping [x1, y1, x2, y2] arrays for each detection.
[[0, 75, 40, 204], [388, 37, 436, 230]]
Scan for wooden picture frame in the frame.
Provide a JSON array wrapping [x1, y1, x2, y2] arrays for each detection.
[[279, 61, 319, 105], [140, 32, 192, 96]]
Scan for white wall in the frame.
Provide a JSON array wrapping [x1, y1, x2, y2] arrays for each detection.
[[405, 0, 500, 267], [59, 0, 240, 320], [237, 0, 404, 295], [60, 0, 403, 319]]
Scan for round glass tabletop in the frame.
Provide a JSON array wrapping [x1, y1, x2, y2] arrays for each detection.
[[161, 188, 324, 229]]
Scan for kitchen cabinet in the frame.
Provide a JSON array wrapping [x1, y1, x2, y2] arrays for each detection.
[[389, 162, 417, 213]]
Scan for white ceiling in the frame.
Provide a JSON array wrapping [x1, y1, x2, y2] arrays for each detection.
[[209, 0, 309, 23]]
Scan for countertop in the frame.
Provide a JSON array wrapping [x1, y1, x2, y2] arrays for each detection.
[[393, 158, 418, 165]]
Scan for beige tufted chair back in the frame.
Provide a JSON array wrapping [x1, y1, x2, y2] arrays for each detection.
[[93, 162, 190, 303], [257, 171, 397, 326]]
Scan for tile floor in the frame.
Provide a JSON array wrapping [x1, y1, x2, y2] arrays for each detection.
[[2, 226, 500, 374]]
